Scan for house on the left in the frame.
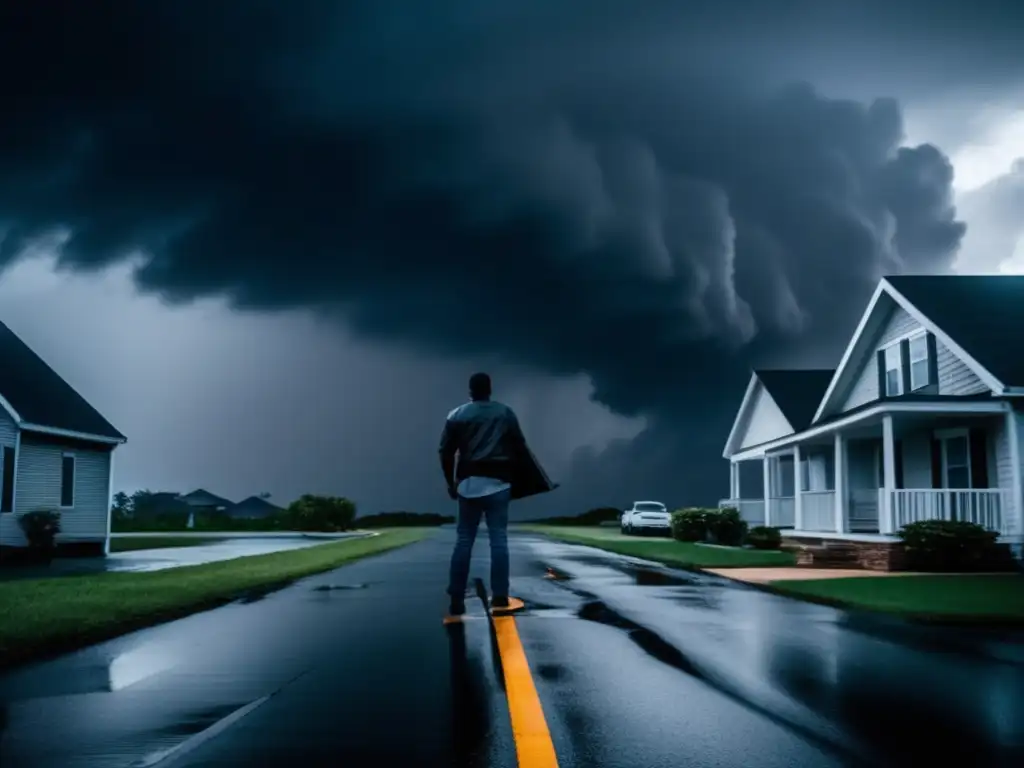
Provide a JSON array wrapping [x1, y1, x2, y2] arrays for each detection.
[[0, 320, 126, 557]]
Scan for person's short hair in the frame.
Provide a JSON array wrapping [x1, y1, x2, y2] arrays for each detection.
[[469, 372, 492, 399]]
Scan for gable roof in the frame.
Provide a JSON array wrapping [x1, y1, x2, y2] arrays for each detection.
[[813, 276, 1017, 421], [723, 368, 835, 457], [179, 488, 234, 508], [885, 275, 1024, 388], [0, 320, 125, 442], [229, 496, 284, 517], [754, 369, 835, 432]]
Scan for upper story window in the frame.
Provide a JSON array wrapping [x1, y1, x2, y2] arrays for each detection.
[[883, 344, 902, 396], [909, 334, 930, 390]]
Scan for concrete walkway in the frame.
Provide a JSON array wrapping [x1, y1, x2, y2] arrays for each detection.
[[703, 567, 922, 584]]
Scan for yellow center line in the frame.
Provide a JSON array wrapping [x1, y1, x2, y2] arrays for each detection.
[[492, 613, 560, 768]]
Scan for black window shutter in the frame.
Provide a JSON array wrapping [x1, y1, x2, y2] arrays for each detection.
[[876, 349, 887, 399], [0, 446, 13, 513], [925, 332, 938, 387], [899, 339, 911, 394], [930, 438, 943, 488], [894, 439, 904, 489], [968, 428, 989, 488]]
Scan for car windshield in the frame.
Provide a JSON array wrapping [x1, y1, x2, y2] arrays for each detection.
[[634, 502, 665, 512]]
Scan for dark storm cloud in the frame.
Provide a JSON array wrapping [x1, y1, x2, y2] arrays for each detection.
[[0, 0, 1010, 508]]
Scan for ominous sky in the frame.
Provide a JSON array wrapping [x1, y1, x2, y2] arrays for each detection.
[[1, 1, 1023, 517]]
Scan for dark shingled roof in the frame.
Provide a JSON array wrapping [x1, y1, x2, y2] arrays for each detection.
[[0, 320, 125, 440], [885, 275, 1024, 388], [229, 496, 284, 518], [754, 368, 835, 431]]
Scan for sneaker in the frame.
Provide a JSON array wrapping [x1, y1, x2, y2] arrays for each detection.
[[491, 595, 510, 609], [448, 597, 466, 616]]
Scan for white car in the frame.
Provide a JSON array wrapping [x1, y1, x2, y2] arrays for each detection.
[[621, 501, 671, 535]]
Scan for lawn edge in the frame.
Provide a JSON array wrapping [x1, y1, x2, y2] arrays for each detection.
[[517, 527, 797, 569], [0, 530, 429, 672], [721, 574, 1024, 628]]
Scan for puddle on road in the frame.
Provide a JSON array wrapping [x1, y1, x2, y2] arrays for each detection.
[[575, 599, 861, 765], [311, 583, 369, 591], [108, 644, 179, 691], [535, 663, 569, 682], [632, 568, 688, 587]]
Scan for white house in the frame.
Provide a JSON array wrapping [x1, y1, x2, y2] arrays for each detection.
[[722, 275, 1024, 564], [0, 320, 126, 557]]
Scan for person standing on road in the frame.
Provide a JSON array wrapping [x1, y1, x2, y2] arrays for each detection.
[[439, 372, 557, 616]]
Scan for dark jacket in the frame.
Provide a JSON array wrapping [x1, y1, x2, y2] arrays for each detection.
[[439, 400, 558, 501]]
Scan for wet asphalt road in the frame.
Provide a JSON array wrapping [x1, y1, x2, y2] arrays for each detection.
[[1, 529, 1022, 767]]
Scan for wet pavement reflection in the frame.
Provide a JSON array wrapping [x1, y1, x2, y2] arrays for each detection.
[[528, 537, 1024, 767]]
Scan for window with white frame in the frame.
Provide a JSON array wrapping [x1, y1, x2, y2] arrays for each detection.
[[883, 344, 902, 396], [908, 333, 929, 390]]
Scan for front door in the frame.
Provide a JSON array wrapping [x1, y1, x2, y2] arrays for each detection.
[[936, 429, 971, 520], [846, 438, 880, 532]]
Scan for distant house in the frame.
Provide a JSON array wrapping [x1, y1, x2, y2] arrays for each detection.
[[131, 491, 191, 519], [178, 488, 233, 514], [722, 275, 1024, 568], [228, 495, 284, 519], [0, 320, 126, 556]]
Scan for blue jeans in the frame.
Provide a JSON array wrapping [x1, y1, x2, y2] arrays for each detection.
[[447, 488, 511, 599]]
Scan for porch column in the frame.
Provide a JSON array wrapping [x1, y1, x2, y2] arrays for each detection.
[[833, 431, 846, 534], [881, 414, 896, 534], [729, 461, 739, 500], [793, 444, 803, 531], [762, 456, 772, 527]]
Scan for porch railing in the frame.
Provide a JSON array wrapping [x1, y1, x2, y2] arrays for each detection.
[[801, 491, 836, 532], [719, 499, 765, 527], [771, 497, 795, 528], [889, 489, 1011, 536]]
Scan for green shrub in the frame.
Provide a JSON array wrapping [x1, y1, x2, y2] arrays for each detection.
[[747, 525, 783, 550], [671, 508, 708, 542], [897, 520, 1007, 572], [707, 506, 748, 546], [18, 509, 62, 554]]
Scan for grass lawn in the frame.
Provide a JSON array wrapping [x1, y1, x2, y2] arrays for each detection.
[[767, 574, 1024, 624], [0, 528, 431, 670], [516, 524, 796, 568], [109, 536, 226, 552]]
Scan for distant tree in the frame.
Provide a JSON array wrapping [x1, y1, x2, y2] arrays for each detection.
[[111, 491, 132, 517], [285, 494, 356, 531]]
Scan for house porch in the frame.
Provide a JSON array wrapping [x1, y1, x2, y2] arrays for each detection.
[[722, 407, 1022, 550]]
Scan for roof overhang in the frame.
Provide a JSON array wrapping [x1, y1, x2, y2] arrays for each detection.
[[811, 278, 1007, 424], [19, 423, 126, 445], [730, 398, 1009, 461]]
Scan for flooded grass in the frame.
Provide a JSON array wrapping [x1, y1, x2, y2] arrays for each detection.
[[768, 574, 1024, 624], [0, 528, 432, 670], [517, 525, 796, 569]]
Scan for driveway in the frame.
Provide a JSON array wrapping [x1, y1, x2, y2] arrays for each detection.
[[0, 532, 373, 580], [0, 531, 1020, 767]]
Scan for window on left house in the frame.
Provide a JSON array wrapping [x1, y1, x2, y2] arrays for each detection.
[[60, 454, 76, 508], [1, 446, 14, 512]]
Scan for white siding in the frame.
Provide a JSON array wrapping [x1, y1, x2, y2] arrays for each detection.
[[15, 436, 111, 544], [737, 383, 793, 450], [0, 409, 20, 546], [839, 305, 990, 413], [1008, 409, 1024, 537]]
